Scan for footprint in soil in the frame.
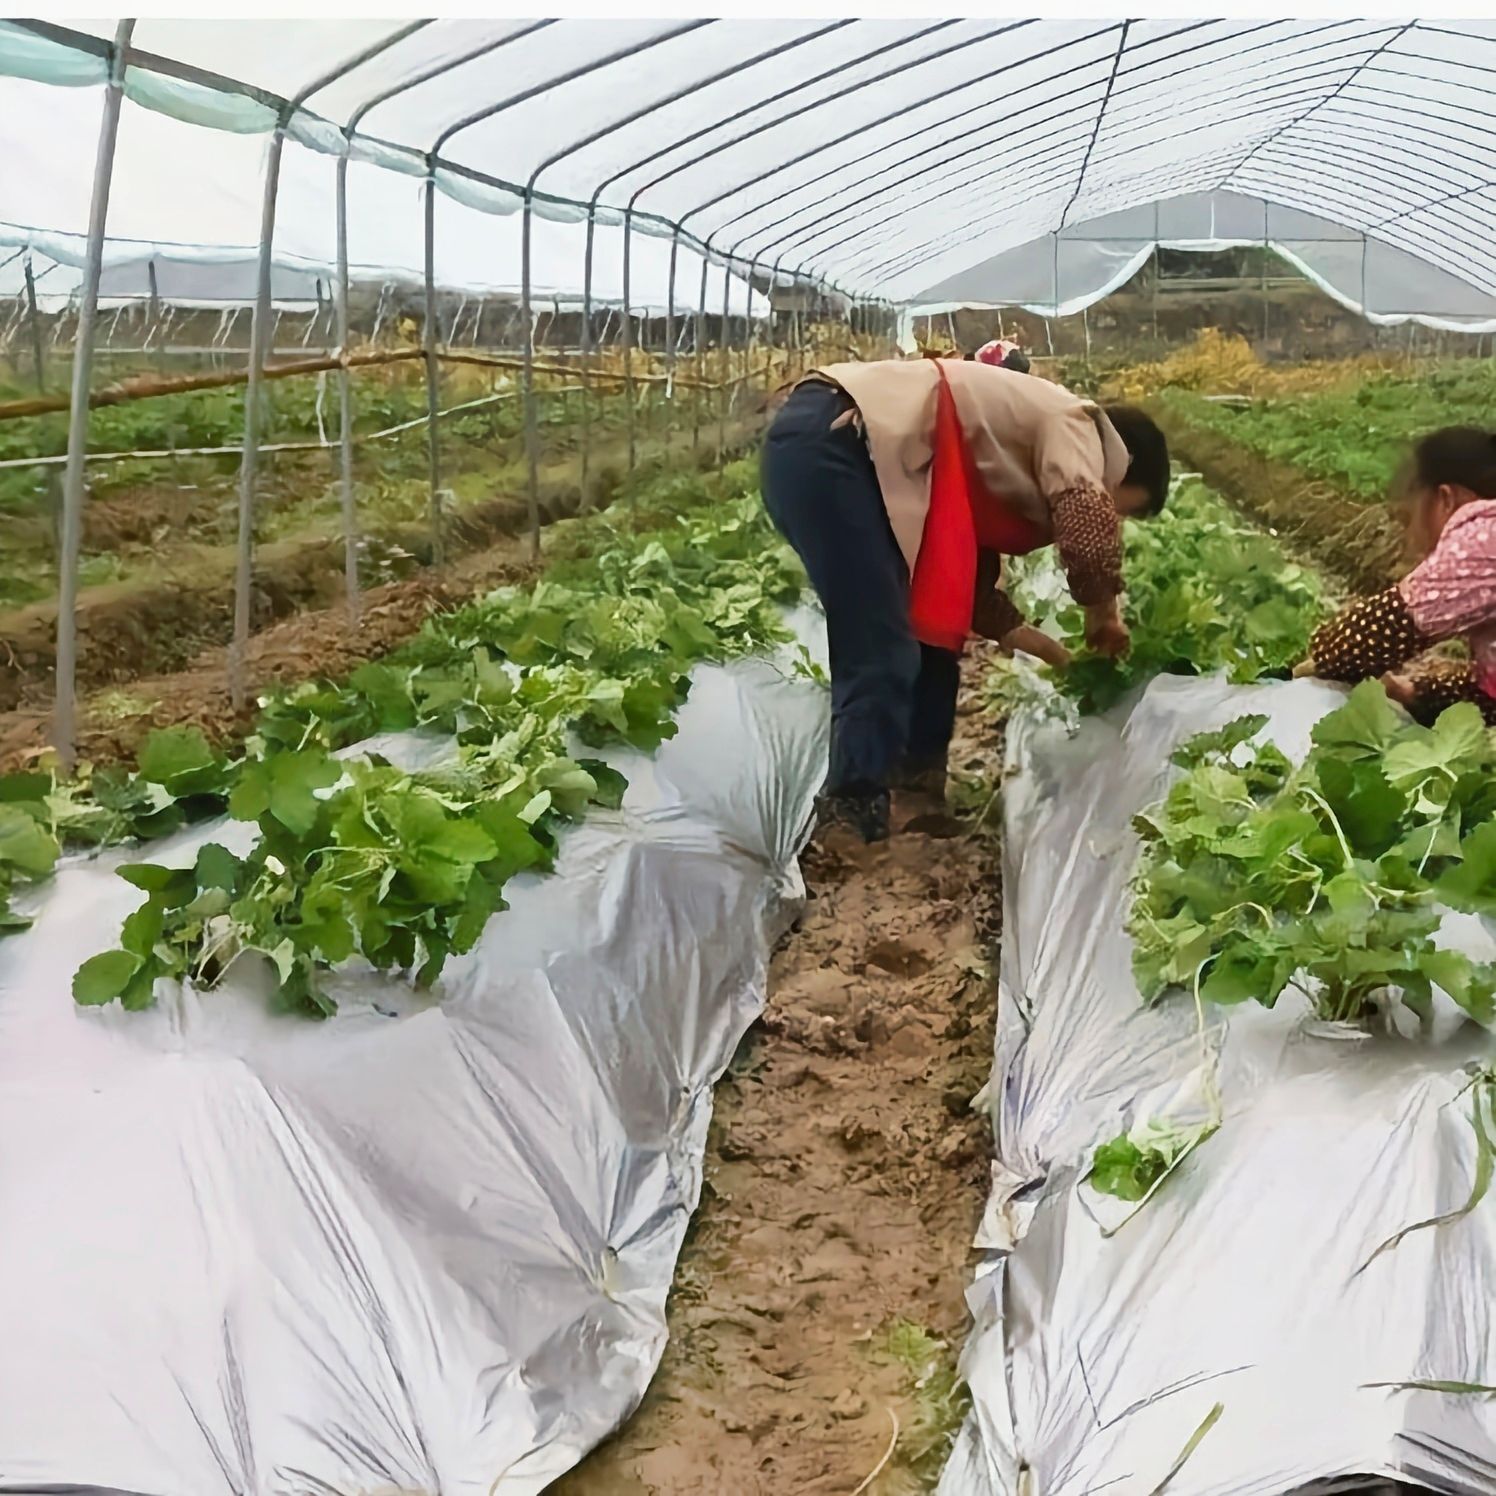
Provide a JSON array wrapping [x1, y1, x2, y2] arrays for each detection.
[[863, 938, 935, 979]]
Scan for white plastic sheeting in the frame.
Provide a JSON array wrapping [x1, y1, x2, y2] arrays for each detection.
[[941, 673, 1496, 1496], [0, 626, 829, 1494], [4, 19, 1496, 312], [0, 73, 764, 316], [908, 192, 1496, 332]]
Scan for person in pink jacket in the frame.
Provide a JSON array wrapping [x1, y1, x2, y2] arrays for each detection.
[[970, 338, 1031, 374], [1297, 427, 1496, 723]]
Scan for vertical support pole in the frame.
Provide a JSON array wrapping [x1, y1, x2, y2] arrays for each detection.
[[693, 254, 708, 452], [423, 170, 445, 567], [145, 257, 162, 364], [335, 141, 360, 626], [1260, 199, 1270, 350], [54, 19, 132, 770], [521, 195, 541, 556], [743, 255, 760, 397], [23, 254, 45, 392], [1359, 233, 1370, 351], [717, 255, 731, 466], [1151, 202, 1161, 349], [580, 204, 596, 510], [229, 113, 285, 710], [1083, 305, 1091, 360], [770, 254, 786, 381], [622, 208, 636, 477], [665, 226, 680, 453]]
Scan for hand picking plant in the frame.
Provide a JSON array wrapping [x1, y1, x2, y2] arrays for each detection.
[[994, 478, 1326, 717], [1129, 683, 1496, 1028]]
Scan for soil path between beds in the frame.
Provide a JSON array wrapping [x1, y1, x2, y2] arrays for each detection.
[[556, 652, 1005, 1496]]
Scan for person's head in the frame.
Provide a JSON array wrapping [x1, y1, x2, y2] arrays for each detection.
[[1001, 349, 1031, 374], [1399, 426, 1496, 555], [1102, 403, 1170, 519]]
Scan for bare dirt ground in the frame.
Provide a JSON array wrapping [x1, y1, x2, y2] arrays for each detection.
[[0, 430, 757, 769], [556, 655, 1005, 1496], [0, 422, 752, 716]]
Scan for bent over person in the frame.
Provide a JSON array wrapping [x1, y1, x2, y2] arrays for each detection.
[[761, 356, 1170, 843], [1298, 426, 1496, 724]]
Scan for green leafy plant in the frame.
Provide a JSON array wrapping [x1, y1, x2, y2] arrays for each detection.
[[47, 469, 806, 1018], [1129, 683, 1496, 1028], [1001, 478, 1326, 715], [1090, 1118, 1220, 1203]]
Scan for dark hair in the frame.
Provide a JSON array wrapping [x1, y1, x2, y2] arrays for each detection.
[[1002, 349, 1031, 374], [1102, 403, 1170, 516], [1407, 426, 1496, 499]]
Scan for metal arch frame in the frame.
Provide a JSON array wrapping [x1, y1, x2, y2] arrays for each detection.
[[671, 23, 1429, 296], [734, 46, 1402, 278], [513, 20, 844, 521], [852, 143, 1260, 296], [228, 20, 429, 709], [830, 74, 1389, 286], [679, 16, 1376, 260], [417, 20, 717, 552], [53, 19, 133, 771], [20, 14, 1496, 310], [1220, 22, 1419, 193], [805, 79, 1356, 290], [603, 22, 961, 238], [657, 19, 1389, 277], [1059, 20, 1132, 231], [334, 22, 559, 610], [669, 22, 1059, 241]]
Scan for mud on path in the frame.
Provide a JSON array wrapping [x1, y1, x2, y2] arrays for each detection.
[[557, 656, 1005, 1496]]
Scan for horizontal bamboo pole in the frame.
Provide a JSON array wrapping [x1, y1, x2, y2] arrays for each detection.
[[0, 347, 785, 424]]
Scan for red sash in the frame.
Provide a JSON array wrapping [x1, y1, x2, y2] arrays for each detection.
[[908, 364, 1046, 652]]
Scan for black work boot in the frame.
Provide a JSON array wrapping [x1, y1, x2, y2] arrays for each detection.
[[814, 787, 891, 844], [891, 751, 949, 802]]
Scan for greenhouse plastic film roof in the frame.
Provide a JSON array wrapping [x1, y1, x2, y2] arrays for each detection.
[[5, 17, 1496, 321]]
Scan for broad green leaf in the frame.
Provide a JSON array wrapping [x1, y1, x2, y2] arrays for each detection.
[[1311, 680, 1404, 759], [1435, 823, 1496, 916], [73, 949, 142, 1006], [136, 726, 227, 795], [1090, 1135, 1166, 1202], [1170, 715, 1269, 770], [229, 749, 341, 836], [1202, 935, 1295, 1008], [0, 805, 59, 879], [1421, 950, 1496, 1026], [1385, 703, 1489, 790], [1317, 757, 1407, 859], [195, 842, 243, 893]]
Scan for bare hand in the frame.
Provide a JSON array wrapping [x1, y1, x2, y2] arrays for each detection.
[[1084, 601, 1131, 659], [1381, 671, 1417, 706], [1292, 657, 1318, 679], [1001, 625, 1072, 671]]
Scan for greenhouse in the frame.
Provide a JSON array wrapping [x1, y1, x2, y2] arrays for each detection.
[[1, 14, 1495, 1496]]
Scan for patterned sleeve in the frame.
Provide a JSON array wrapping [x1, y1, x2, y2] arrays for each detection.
[[972, 587, 1025, 642], [1310, 586, 1426, 681], [1405, 661, 1496, 726], [1050, 484, 1124, 607]]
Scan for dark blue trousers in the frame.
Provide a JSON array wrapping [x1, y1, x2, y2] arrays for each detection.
[[761, 381, 959, 795]]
